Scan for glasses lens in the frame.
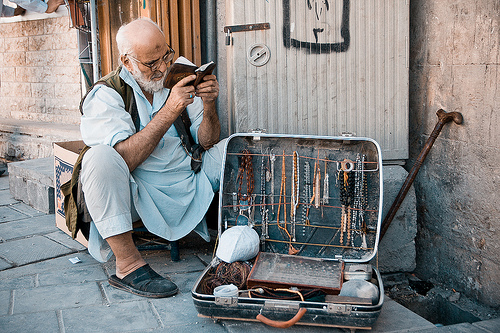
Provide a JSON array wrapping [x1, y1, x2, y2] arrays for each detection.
[[151, 49, 175, 72]]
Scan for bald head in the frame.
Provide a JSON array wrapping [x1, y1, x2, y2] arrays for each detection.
[[116, 18, 166, 57]]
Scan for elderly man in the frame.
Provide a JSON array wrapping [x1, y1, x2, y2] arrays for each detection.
[[80, 18, 223, 298]]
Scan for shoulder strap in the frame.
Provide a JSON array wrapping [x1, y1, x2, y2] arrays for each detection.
[[80, 66, 140, 132]]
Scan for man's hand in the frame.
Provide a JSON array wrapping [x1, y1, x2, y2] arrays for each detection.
[[195, 75, 219, 104], [45, 0, 65, 13], [162, 74, 197, 117]]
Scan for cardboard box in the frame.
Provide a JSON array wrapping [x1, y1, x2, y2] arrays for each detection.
[[53, 141, 88, 247]]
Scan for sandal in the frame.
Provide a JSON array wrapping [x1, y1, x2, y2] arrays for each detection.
[[108, 264, 178, 298]]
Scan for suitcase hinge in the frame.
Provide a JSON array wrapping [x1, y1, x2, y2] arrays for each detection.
[[215, 296, 238, 307], [327, 303, 352, 315]]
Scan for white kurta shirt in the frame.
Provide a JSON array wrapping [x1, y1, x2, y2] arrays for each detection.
[[80, 67, 215, 243]]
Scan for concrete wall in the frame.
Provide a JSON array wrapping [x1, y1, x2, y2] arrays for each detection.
[[409, 0, 500, 307], [0, 14, 82, 160]]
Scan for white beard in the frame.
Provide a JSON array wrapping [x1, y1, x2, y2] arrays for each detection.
[[130, 62, 166, 94]]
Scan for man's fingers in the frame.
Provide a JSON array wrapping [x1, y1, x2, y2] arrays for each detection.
[[176, 74, 197, 87]]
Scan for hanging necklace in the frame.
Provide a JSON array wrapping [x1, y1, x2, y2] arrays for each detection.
[[260, 151, 268, 241], [269, 152, 276, 216], [338, 159, 354, 245], [291, 151, 299, 241], [323, 160, 329, 205], [237, 149, 254, 201], [302, 161, 312, 228], [276, 151, 298, 255]]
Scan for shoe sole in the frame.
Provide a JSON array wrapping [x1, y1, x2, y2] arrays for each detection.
[[108, 275, 179, 298]]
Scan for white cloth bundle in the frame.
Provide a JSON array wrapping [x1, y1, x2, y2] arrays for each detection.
[[216, 226, 260, 263]]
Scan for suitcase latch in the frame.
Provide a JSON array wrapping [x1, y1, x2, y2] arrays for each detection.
[[327, 303, 352, 315], [215, 296, 238, 307]]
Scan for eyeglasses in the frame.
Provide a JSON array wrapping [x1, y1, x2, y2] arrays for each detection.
[[126, 46, 175, 72]]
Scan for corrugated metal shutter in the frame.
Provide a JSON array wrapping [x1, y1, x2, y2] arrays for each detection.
[[225, 0, 409, 160], [97, 0, 201, 76]]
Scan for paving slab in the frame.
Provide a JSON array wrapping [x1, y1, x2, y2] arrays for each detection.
[[0, 174, 9, 190], [0, 189, 18, 206], [8, 201, 47, 217], [473, 318, 500, 332], [0, 235, 75, 266], [0, 214, 58, 240], [0, 290, 10, 316], [0, 311, 60, 333], [0, 252, 97, 279], [152, 291, 219, 328], [11, 282, 103, 314], [61, 301, 161, 333], [170, 271, 203, 294], [0, 257, 13, 270], [45, 230, 88, 251], [37, 263, 107, 286], [0, 274, 35, 291], [0, 205, 30, 223]]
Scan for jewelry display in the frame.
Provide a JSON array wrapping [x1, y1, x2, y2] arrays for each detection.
[[222, 140, 379, 258]]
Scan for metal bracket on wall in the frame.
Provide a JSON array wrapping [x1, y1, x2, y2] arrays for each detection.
[[224, 23, 271, 45]]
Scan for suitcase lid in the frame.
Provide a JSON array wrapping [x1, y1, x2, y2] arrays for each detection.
[[218, 133, 383, 263]]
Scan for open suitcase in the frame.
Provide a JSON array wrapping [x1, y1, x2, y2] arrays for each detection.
[[192, 133, 384, 331]]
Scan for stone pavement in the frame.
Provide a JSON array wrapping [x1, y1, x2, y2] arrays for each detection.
[[1, 172, 499, 333]]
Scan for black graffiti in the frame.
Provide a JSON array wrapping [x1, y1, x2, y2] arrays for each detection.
[[283, 0, 350, 53]]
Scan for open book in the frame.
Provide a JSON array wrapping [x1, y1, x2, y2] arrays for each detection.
[[163, 56, 216, 89]]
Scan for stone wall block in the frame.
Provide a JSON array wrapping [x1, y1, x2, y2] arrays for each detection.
[[15, 66, 40, 83], [46, 97, 80, 114], [3, 37, 29, 52], [43, 17, 71, 35], [4, 51, 26, 67], [19, 20, 44, 37], [53, 83, 81, 100], [0, 37, 4, 53], [54, 48, 79, 67], [1, 82, 31, 97], [27, 179, 54, 214], [0, 67, 16, 83], [26, 50, 55, 67], [31, 82, 55, 99], [29, 35, 53, 51], [51, 66, 81, 83], [52, 31, 78, 50]]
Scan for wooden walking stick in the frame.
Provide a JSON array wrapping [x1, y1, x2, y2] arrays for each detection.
[[380, 109, 463, 239]]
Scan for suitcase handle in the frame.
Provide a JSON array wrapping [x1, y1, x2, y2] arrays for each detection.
[[256, 308, 307, 328]]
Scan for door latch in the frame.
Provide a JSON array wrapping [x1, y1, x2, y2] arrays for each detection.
[[224, 23, 271, 45]]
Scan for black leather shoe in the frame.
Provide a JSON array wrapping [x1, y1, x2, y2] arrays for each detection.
[[108, 264, 178, 298]]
